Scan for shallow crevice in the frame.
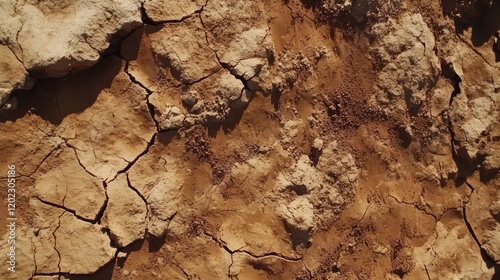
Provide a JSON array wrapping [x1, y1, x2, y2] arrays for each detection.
[[284, 1, 315, 23], [441, 61, 475, 188], [35, 197, 96, 224], [227, 252, 235, 279], [15, 17, 25, 53], [5, 43, 29, 73], [171, 260, 191, 279], [219, 61, 253, 91], [198, 12, 254, 94], [456, 34, 495, 68], [32, 241, 38, 278], [462, 191, 500, 270], [33, 272, 64, 278], [462, 205, 485, 255], [95, 181, 109, 225], [123, 60, 160, 131], [125, 173, 150, 238], [21, 144, 60, 178], [354, 203, 372, 225], [180, 68, 222, 87], [4, 17, 28, 76], [109, 132, 157, 182], [53, 212, 64, 276], [42, 256, 117, 279], [303, 263, 313, 279], [462, 179, 475, 193], [125, 173, 148, 208], [65, 144, 100, 179], [140, 0, 208, 26], [203, 229, 302, 262], [424, 264, 431, 280], [238, 249, 303, 262], [387, 194, 438, 220]]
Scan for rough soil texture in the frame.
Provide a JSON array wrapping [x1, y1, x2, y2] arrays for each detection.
[[0, 0, 499, 279]]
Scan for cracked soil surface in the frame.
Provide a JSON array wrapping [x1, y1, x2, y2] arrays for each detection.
[[0, 0, 500, 279]]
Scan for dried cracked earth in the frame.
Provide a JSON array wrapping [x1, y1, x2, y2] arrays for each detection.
[[0, 0, 499, 279]]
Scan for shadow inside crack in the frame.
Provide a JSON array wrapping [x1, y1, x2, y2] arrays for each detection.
[[148, 234, 168, 252], [119, 27, 144, 62], [205, 105, 247, 138], [453, 151, 493, 186], [0, 56, 122, 125], [64, 258, 116, 280], [444, 0, 500, 47], [283, 221, 312, 250], [249, 259, 276, 275], [468, 2, 500, 47], [271, 87, 282, 111], [494, 265, 500, 280], [299, 0, 321, 10], [157, 130, 179, 145], [478, 166, 499, 183], [453, 154, 476, 188], [117, 239, 145, 267]]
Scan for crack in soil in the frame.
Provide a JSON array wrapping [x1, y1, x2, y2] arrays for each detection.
[[302, 261, 313, 279], [37, 178, 109, 226], [35, 197, 96, 224], [5, 43, 28, 73], [180, 68, 222, 87], [462, 203, 485, 253], [95, 181, 109, 225], [171, 260, 191, 279], [227, 252, 235, 279], [438, 54, 498, 268], [140, 0, 208, 26], [125, 173, 149, 238], [15, 16, 25, 58], [21, 144, 60, 178], [198, 10, 255, 103], [65, 144, 100, 179], [456, 35, 495, 68], [203, 229, 302, 262], [354, 203, 372, 225], [441, 60, 479, 188], [459, 180, 495, 267], [123, 60, 160, 130], [387, 194, 438, 220], [108, 132, 157, 183], [424, 264, 432, 280], [99, 61, 164, 183], [284, 2, 315, 23], [53, 211, 64, 276], [124, 173, 148, 207], [122, 58, 221, 133], [31, 239, 37, 278]]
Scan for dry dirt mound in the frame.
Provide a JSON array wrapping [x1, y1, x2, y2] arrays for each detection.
[[0, 0, 499, 279]]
